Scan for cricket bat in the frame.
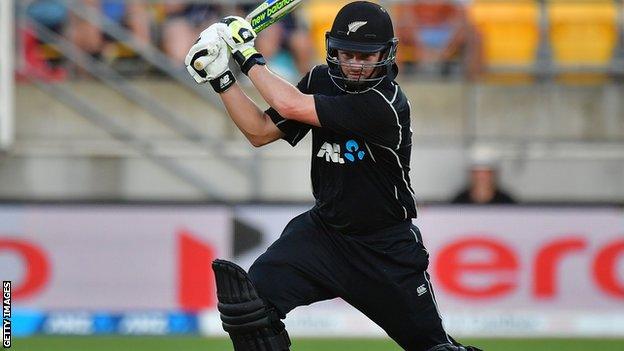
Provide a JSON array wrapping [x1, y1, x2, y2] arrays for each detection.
[[194, 0, 303, 71]]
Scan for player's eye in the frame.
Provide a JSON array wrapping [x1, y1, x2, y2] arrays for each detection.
[[362, 53, 377, 60]]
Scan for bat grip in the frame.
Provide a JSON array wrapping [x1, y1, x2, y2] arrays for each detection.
[[193, 56, 213, 71]]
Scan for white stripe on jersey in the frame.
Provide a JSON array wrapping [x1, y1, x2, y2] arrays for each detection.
[[374, 143, 418, 214], [390, 83, 399, 103], [290, 129, 302, 145], [307, 65, 319, 90], [423, 271, 453, 344], [410, 228, 419, 243], [394, 185, 408, 219], [372, 86, 402, 150], [365, 143, 376, 163]]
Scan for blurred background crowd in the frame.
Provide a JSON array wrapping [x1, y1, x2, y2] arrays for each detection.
[[19, 0, 624, 83]]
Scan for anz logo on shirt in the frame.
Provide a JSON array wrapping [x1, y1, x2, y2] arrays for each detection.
[[317, 140, 366, 164]]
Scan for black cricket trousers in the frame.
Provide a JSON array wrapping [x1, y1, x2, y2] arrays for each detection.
[[248, 210, 452, 351]]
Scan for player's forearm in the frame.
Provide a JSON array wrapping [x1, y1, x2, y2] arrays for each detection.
[[220, 84, 273, 146], [248, 65, 308, 119]]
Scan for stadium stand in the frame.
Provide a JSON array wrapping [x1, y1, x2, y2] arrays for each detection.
[[547, 0, 619, 83], [468, 0, 540, 82], [7, 0, 624, 202], [392, 0, 481, 79]]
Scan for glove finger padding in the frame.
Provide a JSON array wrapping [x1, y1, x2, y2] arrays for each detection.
[[220, 16, 257, 46], [218, 16, 266, 75], [185, 42, 219, 84], [185, 23, 230, 84]]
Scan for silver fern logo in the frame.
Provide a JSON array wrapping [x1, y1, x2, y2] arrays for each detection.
[[347, 21, 368, 35]]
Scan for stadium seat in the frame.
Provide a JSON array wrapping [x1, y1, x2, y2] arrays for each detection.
[[39, 43, 62, 61], [468, 0, 540, 82], [304, 0, 368, 62], [547, 0, 618, 83]]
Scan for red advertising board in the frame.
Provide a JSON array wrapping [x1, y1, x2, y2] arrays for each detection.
[[0, 205, 231, 311], [232, 205, 624, 337], [1, 204, 622, 336]]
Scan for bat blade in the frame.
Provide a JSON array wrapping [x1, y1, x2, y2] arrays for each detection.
[[194, 0, 303, 71], [246, 0, 303, 33]]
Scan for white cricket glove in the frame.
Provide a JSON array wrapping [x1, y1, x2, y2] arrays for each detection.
[[185, 23, 236, 93], [218, 16, 266, 75]]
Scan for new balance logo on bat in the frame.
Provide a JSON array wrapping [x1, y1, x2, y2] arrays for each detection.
[[317, 142, 345, 164]]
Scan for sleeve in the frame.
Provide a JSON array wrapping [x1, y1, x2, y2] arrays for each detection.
[[314, 90, 403, 149], [265, 69, 315, 147]]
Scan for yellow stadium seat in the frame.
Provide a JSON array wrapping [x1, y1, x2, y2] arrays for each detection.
[[468, 0, 540, 74], [304, 0, 378, 62], [548, 0, 618, 67], [39, 43, 62, 61]]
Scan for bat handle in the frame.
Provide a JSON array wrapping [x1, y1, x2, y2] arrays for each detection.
[[193, 56, 212, 71]]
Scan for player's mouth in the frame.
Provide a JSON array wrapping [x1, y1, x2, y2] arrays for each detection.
[[346, 69, 367, 80]]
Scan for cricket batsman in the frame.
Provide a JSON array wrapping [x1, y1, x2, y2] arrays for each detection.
[[185, 2, 482, 350]]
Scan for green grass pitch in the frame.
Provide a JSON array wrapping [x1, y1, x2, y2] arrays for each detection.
[[11, 337, 624, 351]]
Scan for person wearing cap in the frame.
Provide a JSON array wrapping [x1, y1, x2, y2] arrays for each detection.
[[452, 146, 516, 205], [185, 2, 481, 351], [452, 165, 516, 204]]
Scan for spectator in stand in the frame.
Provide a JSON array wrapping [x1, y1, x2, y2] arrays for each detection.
[[394, 0, 482, 79], [101, 0, 151, 44], [68, 0, 102, 58], [161, 3, 222, 64], [452, 146, 516, 205], [26, 0, 68, 35], [23, 0, 69, 80], [69, 0, 150, 60]]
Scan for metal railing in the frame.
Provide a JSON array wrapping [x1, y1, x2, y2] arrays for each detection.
[[15, 0, 264, 199], [32, 78, 228, 199]]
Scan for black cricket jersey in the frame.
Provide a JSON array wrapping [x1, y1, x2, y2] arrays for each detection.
[[266, 65, 417, 235]]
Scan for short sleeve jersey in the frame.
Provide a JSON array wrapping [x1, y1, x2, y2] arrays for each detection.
[[266, 65, 417, 234]]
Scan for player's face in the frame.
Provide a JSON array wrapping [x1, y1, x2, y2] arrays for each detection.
[[337, 50, 383, 81]]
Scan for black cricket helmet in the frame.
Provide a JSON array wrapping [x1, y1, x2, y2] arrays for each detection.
[[326, 1, 399, 93]]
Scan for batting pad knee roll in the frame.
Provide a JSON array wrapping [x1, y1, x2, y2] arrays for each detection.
[[212, 259, 291, 351]]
